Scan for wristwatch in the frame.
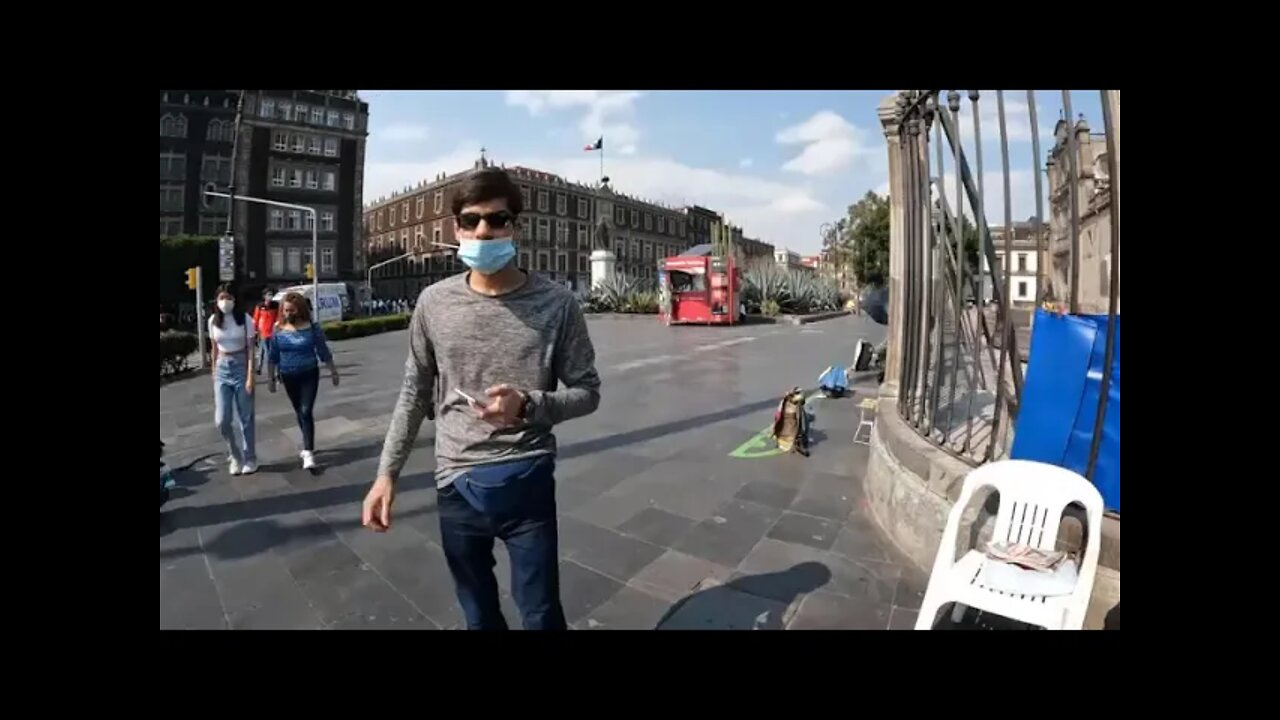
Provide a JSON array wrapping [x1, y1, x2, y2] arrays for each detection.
[[516, 390, 532, 421]]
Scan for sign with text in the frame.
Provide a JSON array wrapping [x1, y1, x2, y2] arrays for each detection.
[[218, 234, 235, 282]]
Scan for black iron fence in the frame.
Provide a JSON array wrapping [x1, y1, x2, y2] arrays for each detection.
[[887, 90, 1119, 477]]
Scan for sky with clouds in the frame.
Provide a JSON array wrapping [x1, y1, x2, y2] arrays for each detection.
[[359, 90, 1105, 255]]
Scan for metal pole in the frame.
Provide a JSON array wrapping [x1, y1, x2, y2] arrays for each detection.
[[311, 209, 319, 301], [1085, 90, 1121, 481], [1027, 91, 1046, 305], [1062, 91, 1082, 314], [988, 91, 1015, 462], [227, 90, 246, 282], [195, 266, 206, 370]]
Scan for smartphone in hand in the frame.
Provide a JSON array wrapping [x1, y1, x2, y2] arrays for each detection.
[[454, 388, 484, 408]]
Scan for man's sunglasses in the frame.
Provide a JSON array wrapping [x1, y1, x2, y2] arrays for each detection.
[[457, 211, 516, 231]]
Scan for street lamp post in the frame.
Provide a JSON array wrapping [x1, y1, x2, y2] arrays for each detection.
[[366, 251, 419, 303], [205, 190, 317, 300]]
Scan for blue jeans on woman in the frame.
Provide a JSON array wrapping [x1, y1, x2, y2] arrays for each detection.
[[214, 354, 256, 466]]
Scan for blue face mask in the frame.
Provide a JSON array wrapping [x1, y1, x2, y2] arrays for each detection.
[[458, 239, 516, 275]]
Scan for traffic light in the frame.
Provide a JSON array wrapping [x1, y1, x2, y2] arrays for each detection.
[[304, 263, 314, 280], [185, 267, 198, 290]]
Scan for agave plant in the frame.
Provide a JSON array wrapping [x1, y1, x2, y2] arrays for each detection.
[[742, 264, 787, 313], [586, 275, 655, 313]]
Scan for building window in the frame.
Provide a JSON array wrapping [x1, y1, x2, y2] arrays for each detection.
[[557, 253, 568, 272], [632, 240, 640, 258], [159, 113, 188, 138], [433, 224, 442, 248], [322, 247, 335, 273], [304, 212, 315, 231], [401, 229, 410, 250], [1018, 253, 1028, 272], [273, 131, 289, 151], [519, 252, 531, 270], [281, 104, 294, 122], [1018, 280, 1029, 299], [376, 210, 384, 231], [520, 185, 531, 209], [679, 220, 686, 237], [578, 198, 589, 219], [537, 218, 549, 243], [327, 110, 340, 127], [401, 203, 409, 223], [287, 210, 301, 230], [295, 103, 307, 120], [306, 170, 318, 189], [269, 167, 286, 187], [260, 98, 275, 118], [615, 206, 626, 224], [323, 171, 336, 191], [557, 221, 569, 248], [308, 136, 322, 155], [657, 216, 665, 234], [518, 217, 531, 244], [579, 255, 589, 273], [160, 217, 181, 237], [302, 248, 314, 272], [343, 112, 355, 130], [310, 107, 324, 125], [537, 253, 549, 271], [270, 209, 285, 229], [324, 137, 338, 157], [290, 134, 305, 153], [556, 193, 567, 216], [644, 243, 652, 260], [631, 209, 639, 228], [321, 212, 335, 231], [434, 191, 443, 213], [577, 223, 588, 249], [159, 151, 186, 179], [644, 213, 652, 230], [287, 247, 302, 274], [270, 247, 285, 276], [290, 169, 302, 188], [414, 225, 425, 249], [414, 197, 425, 219], [537, 190, 549, 212], [159, 184, 184, 211]]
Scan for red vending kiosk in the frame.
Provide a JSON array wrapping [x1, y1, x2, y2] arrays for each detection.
[[658, 249, 741, 326]]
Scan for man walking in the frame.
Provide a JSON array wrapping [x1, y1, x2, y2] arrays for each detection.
[[362, 167, 601, 630], [252, 288, 279, 376]]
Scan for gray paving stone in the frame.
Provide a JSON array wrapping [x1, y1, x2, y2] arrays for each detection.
[[559, 559, 624, 624], [674, 499, 782, 568], [557, 450, 652, 495], [294, 562, 423, 628], [734, 480, 799, 510], [160, 555, 228, 630], [628, 549, 736, 602], [823, 553, 900, 606], [557, 517, 665, 582], [570, 485, 660, 530], [616, 507, 695, 548], [340, 525, 461, 628], [657, 578, 790, 630], [553, 484, 596, 515], [894, 569, 929, 611], [788, 591, 892, 630], [766, 512, 840, 551], [831, 516, 893, 564], [211, 555, 326, 630], [888, 606, 919, 630], [733, 539, 835, 603], [579, 586, 672, 630], [790, 484, 855, 521]]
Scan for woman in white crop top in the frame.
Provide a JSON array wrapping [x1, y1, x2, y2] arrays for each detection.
[[208, 285, 258, 475]]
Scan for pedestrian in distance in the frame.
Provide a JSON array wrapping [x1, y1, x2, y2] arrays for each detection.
[[208, 285, 258, 475], [362, 167, 602, 631], [252, 288, 279, 376], [268, 291, 339, 471]]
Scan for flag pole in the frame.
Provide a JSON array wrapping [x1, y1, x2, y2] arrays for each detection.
[[600, 135, 605, 185]]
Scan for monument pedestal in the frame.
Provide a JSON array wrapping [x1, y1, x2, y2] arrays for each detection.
[[591, 249, 617, 290]]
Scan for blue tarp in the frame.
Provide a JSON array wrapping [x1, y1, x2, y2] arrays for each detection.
[[1010, 309, 1120, 512]]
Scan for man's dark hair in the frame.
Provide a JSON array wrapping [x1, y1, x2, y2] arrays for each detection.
[[451, 168, 523, 217]]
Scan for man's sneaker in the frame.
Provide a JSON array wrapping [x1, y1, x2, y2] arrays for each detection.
[[241, 461, 258, 475], [229, 458, 243, 476], [301, 451, 317, 470]]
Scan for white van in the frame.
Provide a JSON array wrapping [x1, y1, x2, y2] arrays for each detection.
[[274, 283, 350, 325]]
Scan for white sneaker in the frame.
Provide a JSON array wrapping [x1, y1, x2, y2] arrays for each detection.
[[241, 461, 258, 475], [301, 451, 316, 470], [229, 458, 243, 476]]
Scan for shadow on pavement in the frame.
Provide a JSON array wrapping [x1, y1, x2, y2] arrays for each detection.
[[559, 397, 782, 461], [656, 562, 832, 630]]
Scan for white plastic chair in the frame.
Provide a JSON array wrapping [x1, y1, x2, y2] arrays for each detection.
[[914, 459, 1104, 630]]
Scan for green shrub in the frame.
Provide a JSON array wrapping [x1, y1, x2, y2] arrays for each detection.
[[160, 330, 199, 376], [586, 275, 657, 313], [321, 314, 411, 340], [742, 265, 841, 315], [762, 299, 781, 317]]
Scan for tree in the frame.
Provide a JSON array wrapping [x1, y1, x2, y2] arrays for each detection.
[[844, 191, 890, 287]]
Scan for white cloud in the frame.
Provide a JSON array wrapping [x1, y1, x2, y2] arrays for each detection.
[[506, 90, 643, 154], [378, 123, 429, 143], [362, 143, 482, 204], [777, 110, 875, 176], [874, 181, 890, 198], [739, 158, 754, 169]]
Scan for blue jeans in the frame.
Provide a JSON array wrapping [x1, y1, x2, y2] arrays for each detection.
[[214, 354, 256, 465], [281, 367, 320, 452], [437, 462, 566, 630], [256, 337, 270, 375]]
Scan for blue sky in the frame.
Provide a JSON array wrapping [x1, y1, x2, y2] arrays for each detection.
[[359, 90, 1106, 255]]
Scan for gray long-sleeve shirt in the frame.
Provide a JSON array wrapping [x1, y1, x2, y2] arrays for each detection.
[[377, 271, 601, 487]]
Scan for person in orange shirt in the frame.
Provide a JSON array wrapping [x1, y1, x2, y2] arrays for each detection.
[[252, 288, 280, 376]]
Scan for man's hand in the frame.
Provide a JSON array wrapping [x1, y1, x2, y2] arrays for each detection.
[[331, 369, 340, 387], [362, 475, 395, 532], [245, 375, 255, 395], [478, 384, 525, 428]]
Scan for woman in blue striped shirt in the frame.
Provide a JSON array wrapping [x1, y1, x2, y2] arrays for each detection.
[[268, 292, 339, 470]]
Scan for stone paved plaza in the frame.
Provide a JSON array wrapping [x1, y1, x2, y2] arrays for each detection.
[[159, 314, 934, 630]]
